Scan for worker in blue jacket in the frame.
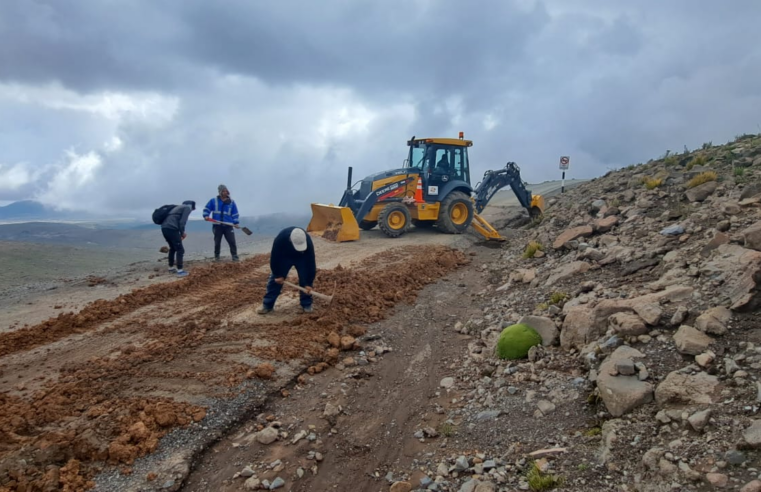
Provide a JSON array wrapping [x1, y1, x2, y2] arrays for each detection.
[[202, 184, 240, 262], [257, 227, 316, 314]]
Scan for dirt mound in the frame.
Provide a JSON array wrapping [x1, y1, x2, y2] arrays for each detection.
[[0, 245, 467, 491], [0, 256, 270, 358]]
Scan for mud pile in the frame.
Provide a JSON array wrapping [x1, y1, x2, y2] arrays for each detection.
[[0, 244, 467, 491]]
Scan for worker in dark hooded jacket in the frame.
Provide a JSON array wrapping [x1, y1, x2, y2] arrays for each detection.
[[257, 226, 316, 314], [161, 200, 195, 277]]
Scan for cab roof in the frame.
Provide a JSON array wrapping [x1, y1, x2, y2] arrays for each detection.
[[408, 137, 473, 147]]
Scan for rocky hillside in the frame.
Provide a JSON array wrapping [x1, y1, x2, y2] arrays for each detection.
[[407, 133, 761, 491]]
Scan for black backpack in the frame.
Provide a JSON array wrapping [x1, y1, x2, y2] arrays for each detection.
[[152, 204, 176, 225]]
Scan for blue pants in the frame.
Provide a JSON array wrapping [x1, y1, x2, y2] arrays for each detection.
[[262, 272, 312, 309]]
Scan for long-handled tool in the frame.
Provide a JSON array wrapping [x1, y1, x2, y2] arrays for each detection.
[[283, 281, 334, 304], [205, 218, 253, 235]]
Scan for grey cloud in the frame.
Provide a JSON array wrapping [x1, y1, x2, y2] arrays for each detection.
[[1, 0, 761, 216]]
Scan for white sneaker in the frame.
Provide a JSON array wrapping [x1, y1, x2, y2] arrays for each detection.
[[168, 267, 177, 273]]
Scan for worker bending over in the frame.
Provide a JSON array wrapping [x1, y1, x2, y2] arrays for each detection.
[[257, 227, 316, 314]]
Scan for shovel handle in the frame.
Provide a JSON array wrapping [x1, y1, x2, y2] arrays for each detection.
[[283, 281, 333, 302]]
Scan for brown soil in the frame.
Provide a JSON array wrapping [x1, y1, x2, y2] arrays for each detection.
[[0, 244, 467, 491]]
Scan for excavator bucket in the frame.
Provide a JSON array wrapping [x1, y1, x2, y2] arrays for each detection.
[[307, 203, 360, 242]]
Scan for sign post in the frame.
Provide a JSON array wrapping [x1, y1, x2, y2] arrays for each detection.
[[559, 156, 570, 193]]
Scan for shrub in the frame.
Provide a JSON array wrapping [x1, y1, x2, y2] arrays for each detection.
[[735, 167, 746, 177], [523, 241, 544, 259], [686, 171, 717, 189], [526, 462, 565, 491], [663, 155, 679, 167], [685, 154, 707, 170], [641, 176, 663, 190], [495, 324, 543, 360], [549, 292, 569, 305]]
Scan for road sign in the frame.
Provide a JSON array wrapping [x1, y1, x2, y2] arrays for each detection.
[[559, 156, 570, 170]]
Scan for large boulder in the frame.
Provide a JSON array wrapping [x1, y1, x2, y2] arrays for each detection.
[[597, 347, 653, 417], [561, 286, 693, 350], [695, 306, 732, 335], [701, 245, 761, 311], [517, 316, 559, 346], [655, 371, 720, 407], [685, 181, 718, 202], [495, 324, 543, 360], [553, 226, 593, 250], [544, 261, 591, 286], [673, 325, 715, 355], [743, 222, 761, 251], [608, 312, 648, 336]]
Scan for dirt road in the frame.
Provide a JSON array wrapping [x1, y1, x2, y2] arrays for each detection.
[[0, 184, 576, 491]]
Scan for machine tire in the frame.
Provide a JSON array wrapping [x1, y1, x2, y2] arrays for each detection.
[[359, 220, 377, 231], [436, 191, 474, 234], [412, 219, 435, 228], [378, 203, 411, 238]]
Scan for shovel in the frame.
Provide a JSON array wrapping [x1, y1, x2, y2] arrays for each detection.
[[283, 281, 334, 304], [205, 218, 253, 235]]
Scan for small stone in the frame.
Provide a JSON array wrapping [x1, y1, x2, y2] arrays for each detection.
[[725, 450, 746, 465], [537, 400, 556, 415], [390, 481, 413, 492], [743, 421, 761, 448], [454, 456, 469, 471], [696, 352, 715, 367], [241, 466, 255, 478], [706, 473, 728, 488], [323, 403, 340, 418], [440, 377, 455, 389], [255, 427, 279, 445], [269, 477, 285, 490], [688, 409, 712, 432], [244, 477, 261, 491], [741, 480, 761, 492], [615, 358, 636, 376]]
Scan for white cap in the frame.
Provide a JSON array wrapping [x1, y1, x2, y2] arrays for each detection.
[[290, 228, 307, 252]]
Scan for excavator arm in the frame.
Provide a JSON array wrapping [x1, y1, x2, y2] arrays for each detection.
[[473, 162, 543, 215], [468, 162, 544, 241]]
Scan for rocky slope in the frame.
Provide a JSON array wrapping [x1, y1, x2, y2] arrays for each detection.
[[396, 133, 761, 491]]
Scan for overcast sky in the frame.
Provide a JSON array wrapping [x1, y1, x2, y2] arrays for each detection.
[[1, 0, 760, 217]]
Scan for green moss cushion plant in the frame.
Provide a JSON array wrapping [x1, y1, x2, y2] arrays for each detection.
[[496, 323, 543, 360]]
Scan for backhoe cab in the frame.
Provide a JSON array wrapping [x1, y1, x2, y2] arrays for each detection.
[[307, 133, 544, 242]]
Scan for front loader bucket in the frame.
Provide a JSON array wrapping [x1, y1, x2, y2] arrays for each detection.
[[307, 203, 360, 242]]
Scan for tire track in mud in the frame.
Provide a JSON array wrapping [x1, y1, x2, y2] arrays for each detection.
[[0, 245, 468, 491]]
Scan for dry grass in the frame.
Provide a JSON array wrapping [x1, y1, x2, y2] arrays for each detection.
[[686, 171, 717, 189], [641, 176, 663, 190]]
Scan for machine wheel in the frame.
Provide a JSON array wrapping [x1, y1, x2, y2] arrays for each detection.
[[359, 220, 377, 231], [412, 219, 435, 228], [378, 203, 411, 238], [436, 191, 474, 234]]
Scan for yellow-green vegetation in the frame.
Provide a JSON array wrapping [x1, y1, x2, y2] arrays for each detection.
[[685, 154, 707, 170], [686, 171, 717, 189], [641, 176, 663, 190], [735, 167, 746, 177], [439, 422, 454, 437], [549, 292, 569, 305], [526, 462, 565, 491], [496, 324, 543, 360], [523, 240, 544, 259], [577, 463, 590, 471], [584, 427, 602, 437], [663, 154, 679, 166], [536, 302, 550, 311]]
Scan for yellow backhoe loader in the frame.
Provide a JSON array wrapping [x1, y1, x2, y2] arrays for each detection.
[[308, 133, 544, 242]]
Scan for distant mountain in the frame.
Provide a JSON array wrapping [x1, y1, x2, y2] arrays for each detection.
[[0, 200, 94, 221]]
